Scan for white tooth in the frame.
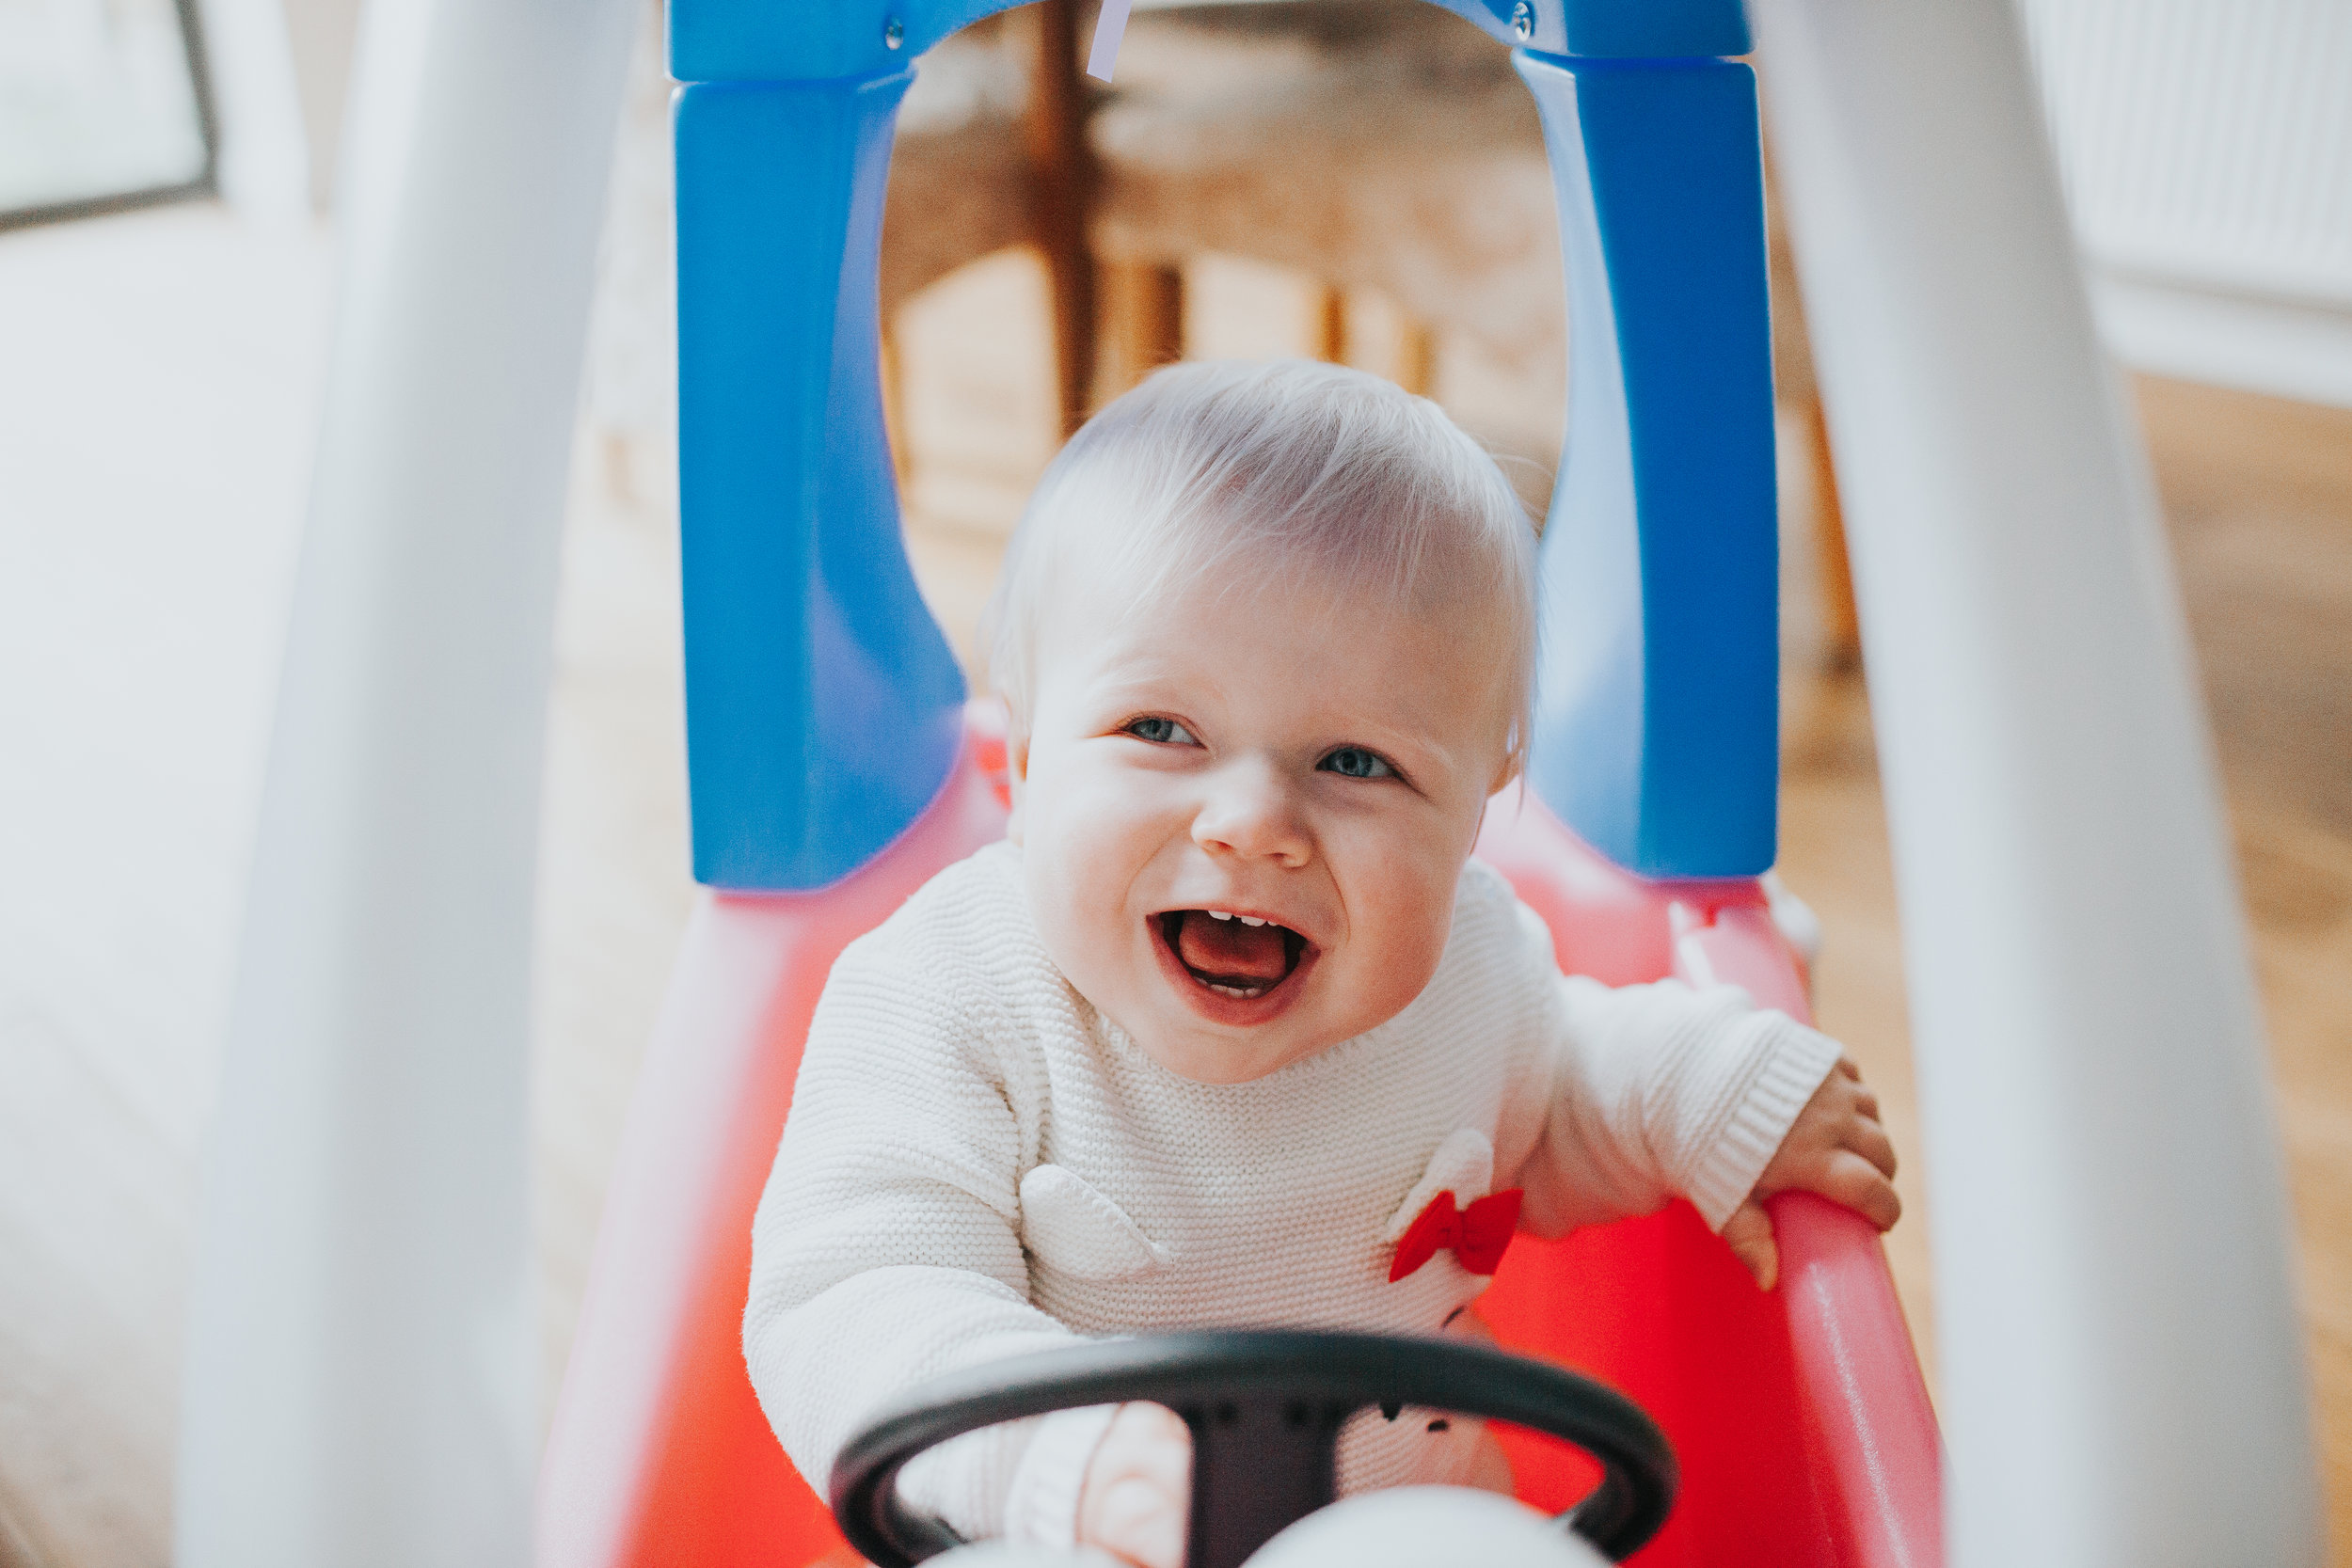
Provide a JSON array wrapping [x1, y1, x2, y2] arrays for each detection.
[[1207, 910, 1233, 921], [1238, 915, 1267, 927]]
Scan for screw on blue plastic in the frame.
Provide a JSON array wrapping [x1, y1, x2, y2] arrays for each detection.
[[674, 73, 966, 890], [1515, 53, 1779, 879]]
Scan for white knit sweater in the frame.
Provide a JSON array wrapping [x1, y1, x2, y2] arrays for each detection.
[[744, 841, 1839, 1545]]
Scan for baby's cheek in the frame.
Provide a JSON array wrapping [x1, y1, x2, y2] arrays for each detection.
[[1027, 782, 1136, 902], [1023, 792, 1172, 997], [1348, 883, 1456, 1014]]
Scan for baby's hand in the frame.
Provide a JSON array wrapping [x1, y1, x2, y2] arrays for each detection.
[[1076, 1402, 1192, 1568], [1721, 1056, 1900, 1291]]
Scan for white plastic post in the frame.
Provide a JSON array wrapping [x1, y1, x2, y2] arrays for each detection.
[[1752, 3, 2320, 1566], [174, 0, 635, 1562]]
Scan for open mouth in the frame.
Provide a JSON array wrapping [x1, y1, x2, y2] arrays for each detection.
[[1155, 909, 1309, 1001]]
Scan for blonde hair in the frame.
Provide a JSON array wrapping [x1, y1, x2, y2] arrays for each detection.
[[985, 358, 1538, 774]]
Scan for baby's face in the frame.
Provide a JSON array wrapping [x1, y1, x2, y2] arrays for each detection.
[[1009, 563, 1511, 1085]]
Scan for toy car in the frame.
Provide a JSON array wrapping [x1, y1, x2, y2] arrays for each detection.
[[535, 2, 1940, 1564]]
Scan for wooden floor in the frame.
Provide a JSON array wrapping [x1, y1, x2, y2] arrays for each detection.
[[4, 219, 2349, 1566]]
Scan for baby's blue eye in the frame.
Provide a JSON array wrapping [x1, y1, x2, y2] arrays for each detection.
[[1124, 716, 1198, 746], [1319, 746, 1394, 780]]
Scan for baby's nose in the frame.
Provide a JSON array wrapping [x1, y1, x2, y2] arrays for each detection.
[[1191, 767, 1311, 866]]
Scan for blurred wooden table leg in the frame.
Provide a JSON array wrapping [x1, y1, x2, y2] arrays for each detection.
[[1101, 258, 1184, 398], [1024, 0, 1095, 435], [1807, 396, 1863, 672], [1315, 284, 1346, 364]]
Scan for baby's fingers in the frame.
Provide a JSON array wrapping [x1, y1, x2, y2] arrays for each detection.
[[1088, 1474, 1186, 1568], [1807, 1148, 1901, 1231], [1721, 1200, 1780, 1291], [1079, 1404, 1191, 1568], [1844, 1114, 1899, 1181]]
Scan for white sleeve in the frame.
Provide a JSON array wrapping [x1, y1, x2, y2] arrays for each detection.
[[1504, 902, 1842, 1236], [742, 931, 1089, 1544]]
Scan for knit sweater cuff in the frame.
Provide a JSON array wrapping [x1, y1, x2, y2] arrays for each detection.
[[1004, 1403, 1120, 1548], [1680, 1015, 1843, 1231]]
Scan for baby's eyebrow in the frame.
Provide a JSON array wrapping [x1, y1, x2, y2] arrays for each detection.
[[1079, 659, 1226, 703]]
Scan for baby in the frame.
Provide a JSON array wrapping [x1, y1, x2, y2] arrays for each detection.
[[744, 359, 1899, 1566]]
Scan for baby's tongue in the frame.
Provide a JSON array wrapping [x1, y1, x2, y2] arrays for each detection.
[[1174, 911, 1289, 982]]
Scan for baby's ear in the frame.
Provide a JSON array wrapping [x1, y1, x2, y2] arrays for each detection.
[[1005, 730, 1031, 845], [1486, 713, 1525, 796], [1487, 746, 1522, 796]]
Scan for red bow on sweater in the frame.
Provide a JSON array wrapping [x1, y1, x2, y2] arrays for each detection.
[[1388, 1188, 1523, 1283]]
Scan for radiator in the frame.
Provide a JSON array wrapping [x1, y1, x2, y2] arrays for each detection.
[[2016, 0, 2352, 405]]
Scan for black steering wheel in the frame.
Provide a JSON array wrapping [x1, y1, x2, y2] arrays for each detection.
[[831, 1330, 1676, 1568]]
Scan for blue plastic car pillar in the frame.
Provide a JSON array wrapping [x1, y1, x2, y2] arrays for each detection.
[[1514, 50, 1780, 879], [674, 71, 967, 890]]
